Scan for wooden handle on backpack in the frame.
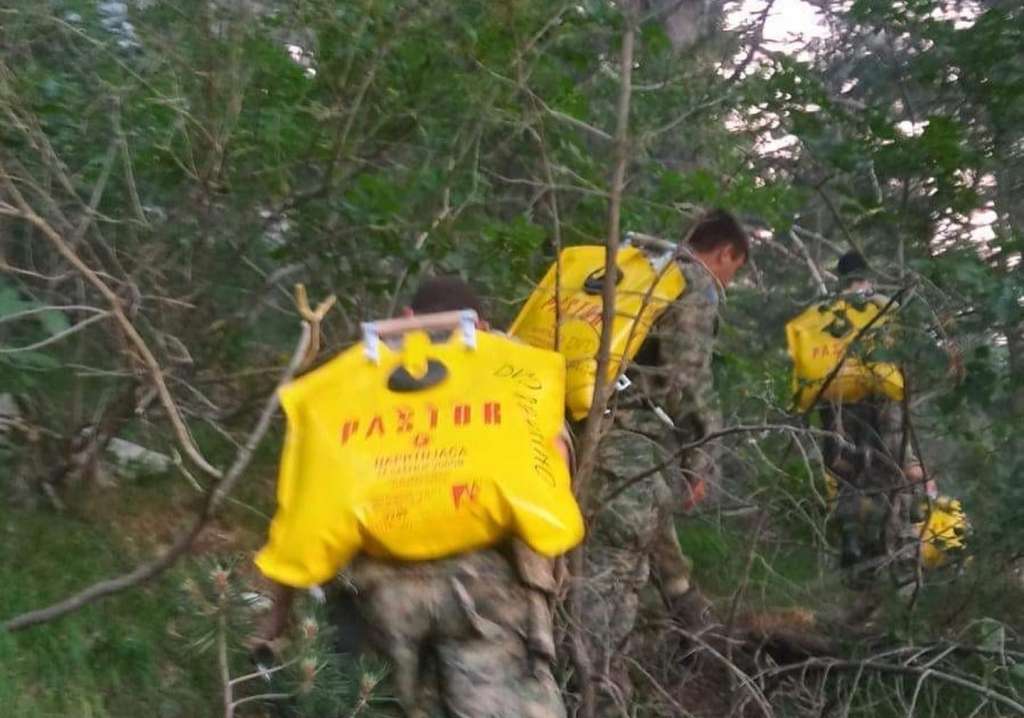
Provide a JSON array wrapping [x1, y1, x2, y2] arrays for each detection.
[[369, 310, 477, 337]]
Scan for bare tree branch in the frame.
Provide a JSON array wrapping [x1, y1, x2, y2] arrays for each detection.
[[568, 12, 637, 716], [788, 228, 829, 295], [2, 313, 317, 632], [0, 311, 111, 353], [0, 168, 222, 479]]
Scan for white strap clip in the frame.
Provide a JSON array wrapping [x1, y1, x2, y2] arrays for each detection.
[[361, 322, 380, 364], [615, 374, 632, 392], [459, 310, 477, 350]]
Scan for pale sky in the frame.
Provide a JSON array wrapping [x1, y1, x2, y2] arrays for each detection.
[[727, 0, 831, 51]]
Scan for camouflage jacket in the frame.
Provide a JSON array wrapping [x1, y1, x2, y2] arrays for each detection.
[[613, 257, 722, 471], [817, 288, 918, 482]]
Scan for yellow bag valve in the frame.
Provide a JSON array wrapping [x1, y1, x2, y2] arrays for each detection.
[[256, 311, 584, 589], [510, 237, 685, 421], [786, 297, 904, 411]]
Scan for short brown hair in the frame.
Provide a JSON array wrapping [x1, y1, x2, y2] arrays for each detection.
[[409, 276, 485, 317], [686, 209, 749, 259]]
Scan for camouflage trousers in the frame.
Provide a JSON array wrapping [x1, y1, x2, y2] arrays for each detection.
[[834, 478, 922, 589], [578, 429, 693, 713], [820, 400, 923, 589], [347, 545, 565, 718]]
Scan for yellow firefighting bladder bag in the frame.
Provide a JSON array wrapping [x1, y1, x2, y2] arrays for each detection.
[[819, 473, 967, 570], [255, 316, 584, 589], [509, 245, 685, 421], [916, 497, 968, 569], [786, 298, 904, 411]]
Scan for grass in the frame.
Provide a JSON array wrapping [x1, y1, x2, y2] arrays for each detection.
[[0, 461, 283, 718], [0, 455, 396, 718], [0, 504, 221, 717], [677, 512, 825, 611]]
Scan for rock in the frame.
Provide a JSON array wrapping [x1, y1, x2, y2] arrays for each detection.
[[106, 437, 172, 477]]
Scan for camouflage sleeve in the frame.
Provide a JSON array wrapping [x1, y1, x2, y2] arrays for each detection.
[[878, 399, 918, 470], [657, 291, 719, 442]]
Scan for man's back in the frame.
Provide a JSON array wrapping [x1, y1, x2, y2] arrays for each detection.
[[347, 542, 564, 718], [345, 281, 570, 718], [616, 258, 720, 444], [575, 210, 750, 712]]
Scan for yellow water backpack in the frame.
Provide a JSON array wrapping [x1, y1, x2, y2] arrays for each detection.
[[510, 237, 686, 421], [255, 312, 584, 589], [916, 496, 969, 569], [785, 296, 904, 411], [820, 473, 968, 570]]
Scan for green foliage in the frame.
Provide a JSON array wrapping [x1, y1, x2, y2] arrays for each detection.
[[177, 559, 390, 717], [678, 515, 822, 607]]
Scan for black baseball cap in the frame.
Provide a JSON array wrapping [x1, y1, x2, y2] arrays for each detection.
[[836, 251, 869, 279]]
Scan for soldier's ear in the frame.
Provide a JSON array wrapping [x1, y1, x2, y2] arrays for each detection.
[[476, 319, 490, 331]]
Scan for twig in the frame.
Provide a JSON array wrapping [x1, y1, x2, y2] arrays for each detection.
[[545, 105, 613, 143], [0, 311, 110, 353], [228, 657, 301, 687], [385, 182, 455, 318], [281, 3, 430, 211], [574, 5, 636, 511], [623, 655, 697, 717], [70, 139, 119, 248], [791, 224, 846, 256], [788, 228, 828, 295], [813, 184, 860, 250], [602, 423, 841, 505], [229, 692, 293, 710], [219, 613, 233, 718], [520, 67, 564, 350], [112, 98, 150, 228], [293, 284, 337, 369], [345, 671, 383, 718], [760, 658, 1024, 715], [722, 0, 778, 85], [473, 60, 613, 143], [725, 511, 768, 642], [0, 304, 107, 325]]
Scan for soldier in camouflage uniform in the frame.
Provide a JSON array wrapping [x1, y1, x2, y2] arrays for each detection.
[[579, 210, 750, 711], [256, 278, 570, 718], [348, 542, 563, 718], [817, 252, 925, 588]]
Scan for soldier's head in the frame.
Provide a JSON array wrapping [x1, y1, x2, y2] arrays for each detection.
[[836, 251, 871, 292], [404, 276, 489, 327], [684, 209, 749, 287]]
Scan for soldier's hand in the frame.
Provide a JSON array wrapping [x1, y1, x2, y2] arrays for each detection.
[[246, 637, 276, 668], [680, 477, 706, 512], [244, 634, 291, 679]]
